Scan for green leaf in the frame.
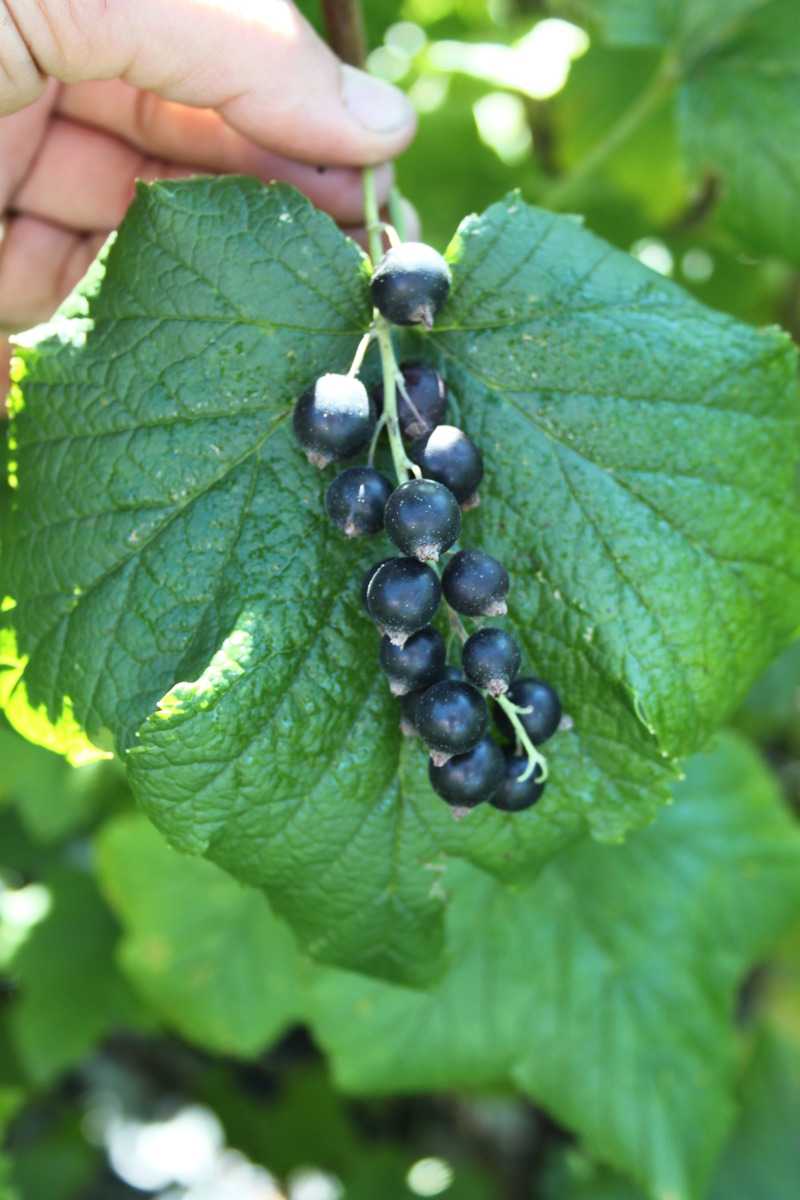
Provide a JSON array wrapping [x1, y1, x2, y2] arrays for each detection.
[[560, 0, 800, 263], [96, 813, 305, 1057], [735, 640, 800, 748], [7, 869, 144, 1085], [5, 181, 799, 984], [307, 734, 800, 1199], [0, 727, 109, 843]]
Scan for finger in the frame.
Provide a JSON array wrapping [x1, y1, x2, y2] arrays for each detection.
[[0, 214, 106, 330], [58, 81, 394, 224], [0, 80, 59, 207], [2, 1, 416, 166], [11, 117, 203, 231]]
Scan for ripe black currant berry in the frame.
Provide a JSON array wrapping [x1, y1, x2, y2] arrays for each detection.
[[370, 242, 451, 328], [496, 677, 562, 746], [325, 467, 392, 537], [428, 736, 505, 809], [373, 362, 448, 440], [462, 628, 521, 696], [442, 549, 509, 616], [409, 425, 484, 506], [399, 665, 463, 737], [384, 478, 461, 562], [361, 558, 392, 611], [293, 373, 374, 467], [379, 626, 446, 695], [366, 557, 441, 645], [490, 755, 546, 812], [415, 679, 488, 761]]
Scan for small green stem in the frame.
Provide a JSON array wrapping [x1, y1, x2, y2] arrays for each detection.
[[540, 51, 680, 212], [347, 329, 373, 378], [389, 188, 408, 241], [495, 694, 549, 783], [364, 165, 418, 484]]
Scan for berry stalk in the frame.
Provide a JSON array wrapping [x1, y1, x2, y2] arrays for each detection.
[[363, 167, 419, 484]]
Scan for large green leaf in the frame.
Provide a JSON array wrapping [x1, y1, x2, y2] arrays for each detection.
[[308, 734, 800, 1199], [96, 813, 305, 1056], [4, 180, 798, 983], [558, 0, 800, 263]]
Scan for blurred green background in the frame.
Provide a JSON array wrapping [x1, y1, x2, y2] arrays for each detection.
[[2, 1, 800, 1197]]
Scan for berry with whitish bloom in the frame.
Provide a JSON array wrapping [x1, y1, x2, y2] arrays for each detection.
[[293, 373, 374, 467], [410, 424, 483, 506], [370, 242, 451, 328], [442, 549, 509, 616]]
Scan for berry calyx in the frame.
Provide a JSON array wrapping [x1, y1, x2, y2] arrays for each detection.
[[490, 754, 546, 812], [409, 425, 484, 505], [325, 467, 392, 537], [496, 677, 562, 746], [379, 626, 446, 696], [428, 736, 505, 809], [384, 478, 461, 562], [365, 557, 441, 645], [462, 628, 521, 696], [415, 679, 488, 761], [442, 549, 509, 616], [370, 242, 452, 328], [373, 362, 448, 440], [293, 373, 374, 467]]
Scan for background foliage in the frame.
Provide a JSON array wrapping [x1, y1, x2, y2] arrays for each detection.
[[1, 1, 799, 1197]]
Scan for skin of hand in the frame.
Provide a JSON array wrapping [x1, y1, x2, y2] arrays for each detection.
[[0, 0, 419, 394]]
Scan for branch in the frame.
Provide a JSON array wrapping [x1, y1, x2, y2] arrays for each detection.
[[321, 0, 367, 68]]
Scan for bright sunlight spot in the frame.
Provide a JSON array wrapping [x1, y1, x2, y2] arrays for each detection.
[[473, 92, 532, 164], [681, 248, 714, 283], [367, 44, 411, 83], [406, 1157, 454, 1196], [409, 75, 450, 114], [386, 22, 427, 56], [288, 1167, 344, 1200], [630, 237, 674, 277], [106, 1106, 224, 1191], [427, 18, 588, 100]]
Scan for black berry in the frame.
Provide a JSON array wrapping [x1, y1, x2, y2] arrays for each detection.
[[366, 557, 441, 645], [428, 736, 505, 809], [370, 242, 451, 328], [293, 373, 374, 467], [490, 755, 546, 812], [415, 679, 488, 760], [442, 549, 509, 616], [409, 425, 483, 505], [325, 467, 392, 537], [462, 628, 521, 696], [373, 362, 448, 440], [361, 558, 392, 611], [379, 626, 446, 696], [384, 479, 461, 562], [496, 677, 562, 746]]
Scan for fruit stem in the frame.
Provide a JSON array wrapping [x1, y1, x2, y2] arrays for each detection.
[[320, 0, 367, 66], [495, 693, 549, 783], [364, 165, 420, 484], [347, 329, 374, 378], [447, 606, 469, 645], [389, 188, 408, 241]]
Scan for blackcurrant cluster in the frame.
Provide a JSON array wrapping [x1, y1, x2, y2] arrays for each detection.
[[292, 241, 562, 815]]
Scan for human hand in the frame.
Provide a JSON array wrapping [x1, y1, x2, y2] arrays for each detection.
[[0, 0, 418, 393]]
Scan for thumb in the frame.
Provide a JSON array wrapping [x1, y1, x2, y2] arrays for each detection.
[[0, 0, 416, 165]]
